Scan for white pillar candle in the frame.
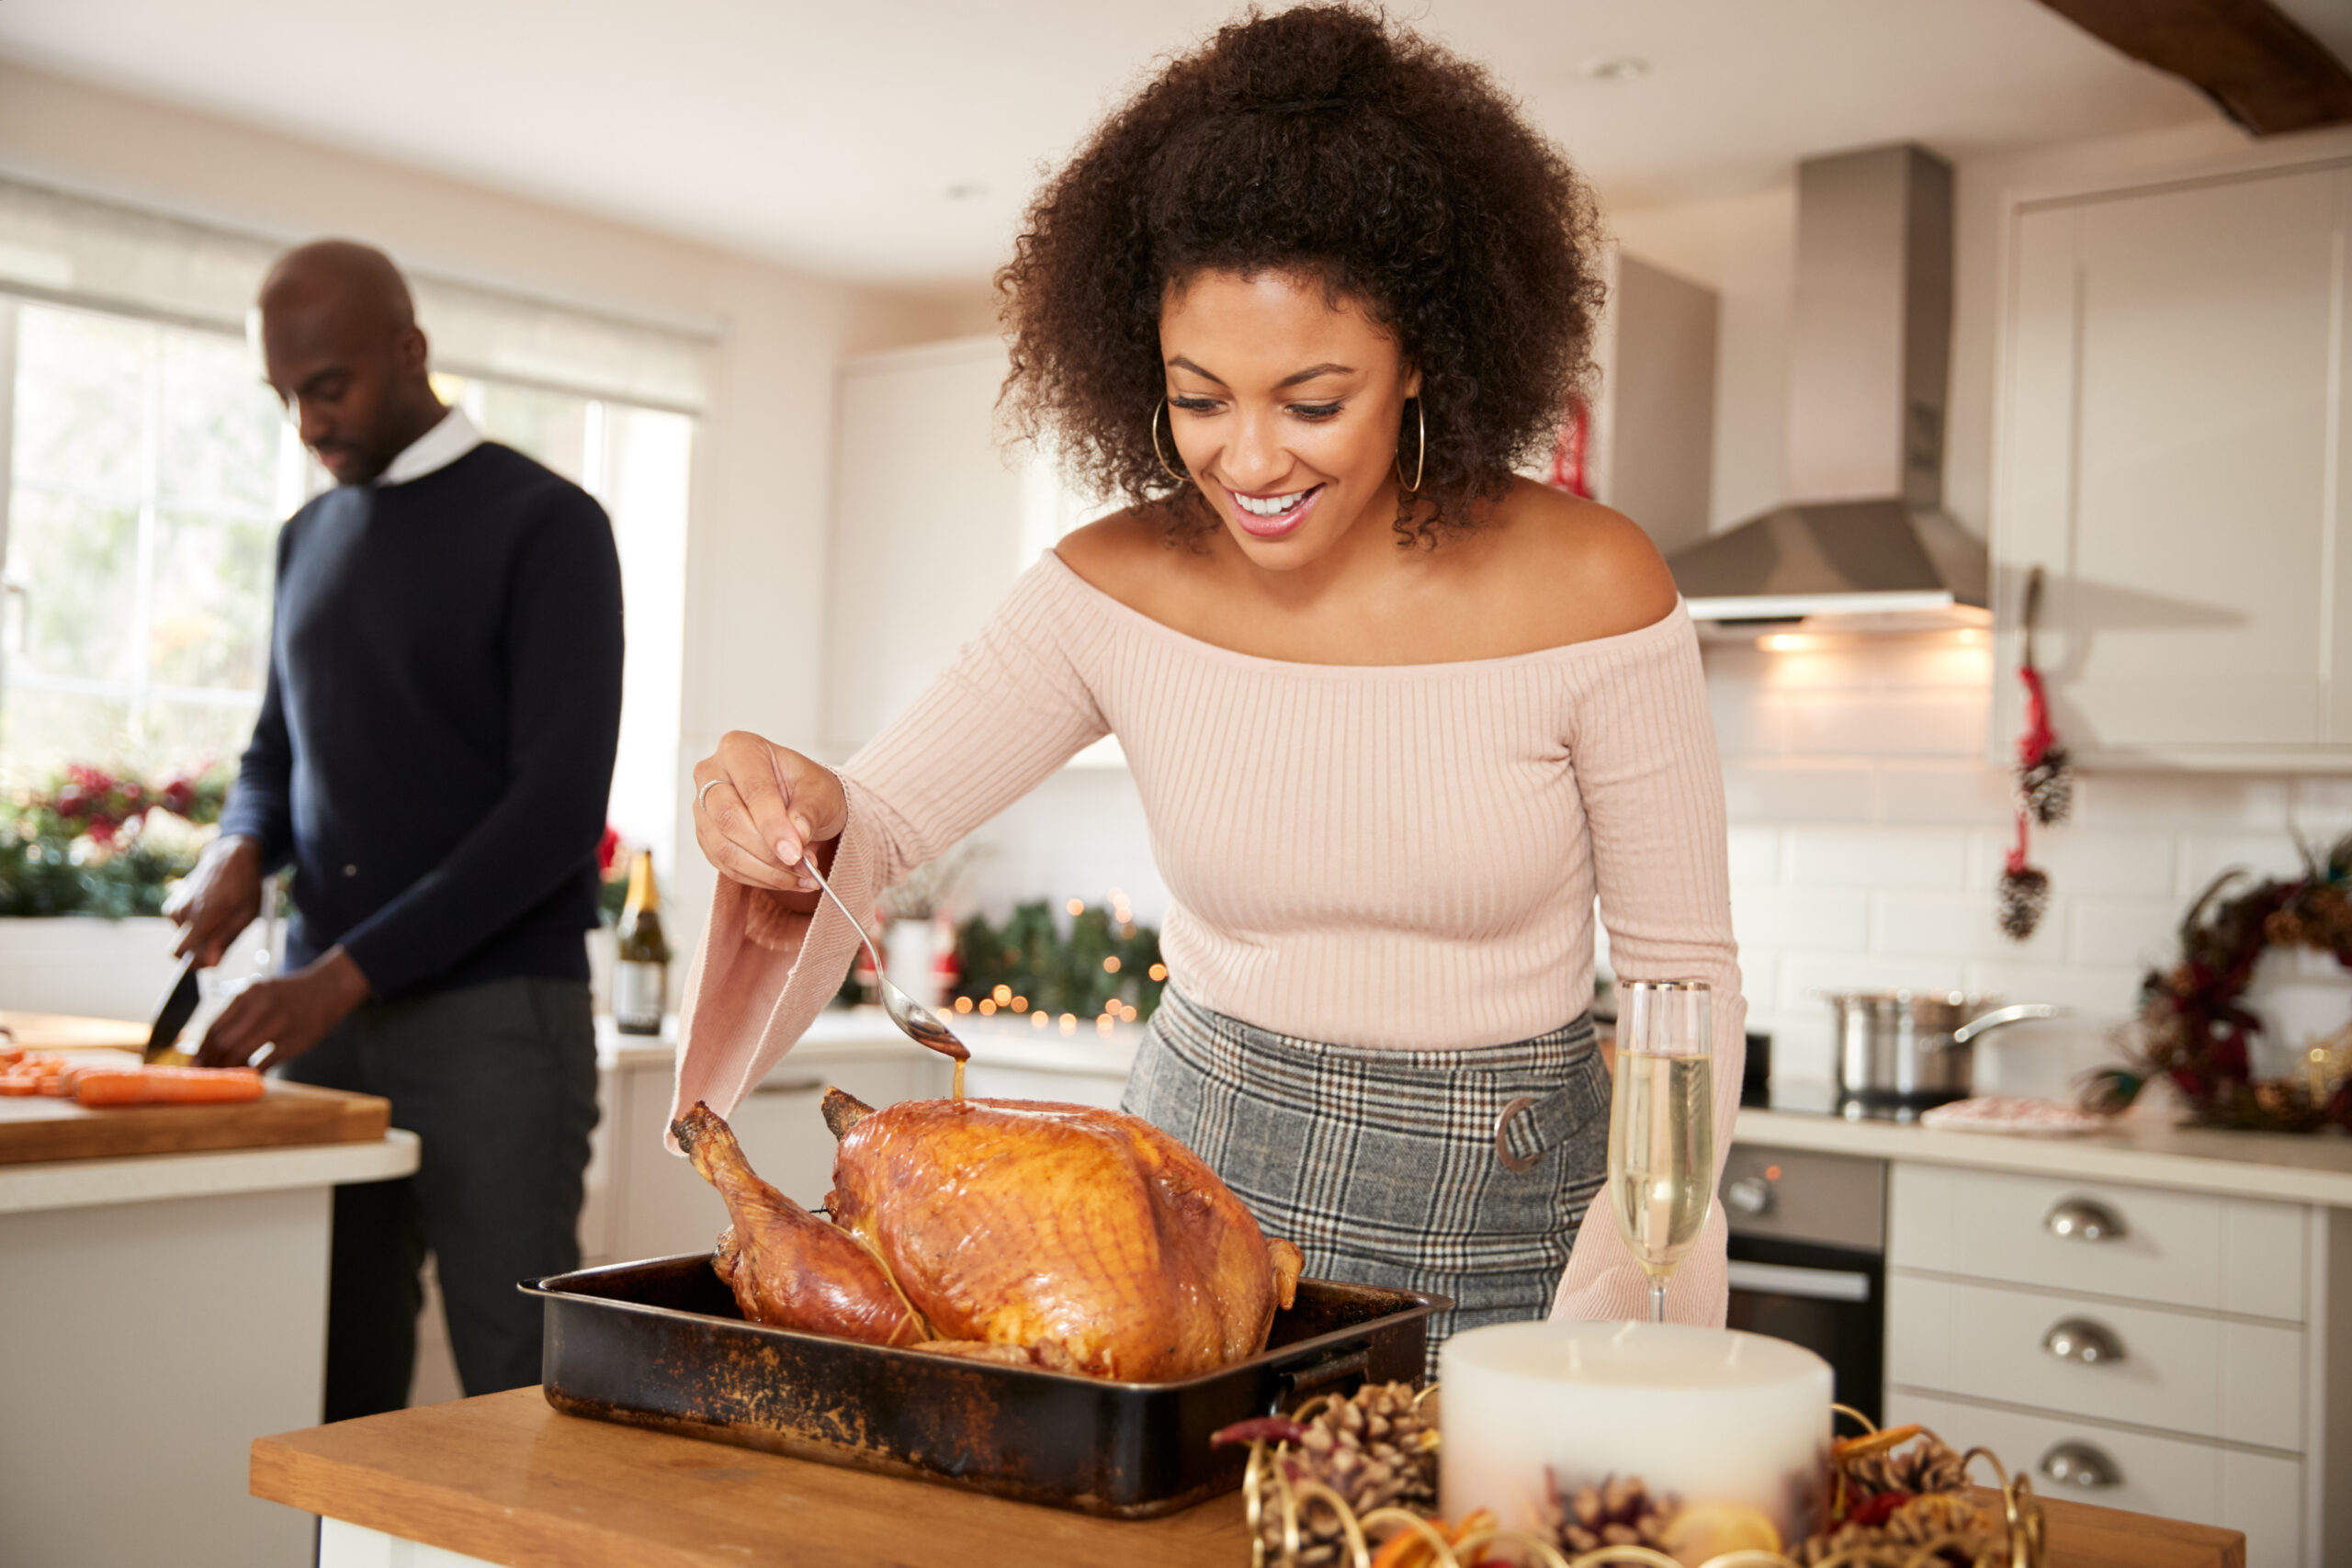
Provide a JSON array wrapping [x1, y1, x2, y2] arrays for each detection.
[[1440, 1321, 1832, 1551]]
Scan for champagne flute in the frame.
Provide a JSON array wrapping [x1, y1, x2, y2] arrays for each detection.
[[1606, 980, 1714, 1324]]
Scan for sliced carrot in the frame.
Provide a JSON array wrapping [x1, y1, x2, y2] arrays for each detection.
[[73, 1066, 266, 1108]]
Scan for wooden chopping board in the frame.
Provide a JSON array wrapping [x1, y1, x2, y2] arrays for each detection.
[[0, 1077, 390, 1165]]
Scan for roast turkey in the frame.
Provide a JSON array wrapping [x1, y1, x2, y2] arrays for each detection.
[[672, 1090, 1304, 1381]]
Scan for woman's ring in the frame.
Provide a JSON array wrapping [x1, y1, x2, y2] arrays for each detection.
[[697, 778, 724, 815]]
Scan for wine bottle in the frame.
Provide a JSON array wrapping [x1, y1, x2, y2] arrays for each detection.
[[613, 850, 672, 1036]]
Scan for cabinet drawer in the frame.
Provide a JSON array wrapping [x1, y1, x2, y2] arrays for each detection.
[[1885, 1392, 2300, 1568], [1890, 1164, 2306, 1319], [1888, 1274, 2305, 1450]]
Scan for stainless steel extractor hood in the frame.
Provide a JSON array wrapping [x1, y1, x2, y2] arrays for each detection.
[[1669, 144, 1988, 627]]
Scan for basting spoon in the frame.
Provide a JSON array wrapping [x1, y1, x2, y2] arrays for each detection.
[[795, 852, 970, 1065]]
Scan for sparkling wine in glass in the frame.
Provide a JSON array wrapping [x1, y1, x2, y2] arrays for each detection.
[[1606, 980, 1713, 1324]]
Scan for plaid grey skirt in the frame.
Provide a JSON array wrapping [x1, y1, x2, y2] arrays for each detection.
[[1123, 986, 1608, 1373]]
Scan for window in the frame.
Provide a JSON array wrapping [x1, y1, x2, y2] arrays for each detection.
[[0, 299, 305, 779], [0, 297, 693, 871]]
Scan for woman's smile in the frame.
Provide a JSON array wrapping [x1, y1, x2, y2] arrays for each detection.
[[1223, 482, 1325, 538]]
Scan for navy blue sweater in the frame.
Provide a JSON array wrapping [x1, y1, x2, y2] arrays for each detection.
[[220, 443, 625, 1000]]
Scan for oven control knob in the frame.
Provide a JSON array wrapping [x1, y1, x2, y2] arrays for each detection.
[[1725, 1177, 1773, 1217]]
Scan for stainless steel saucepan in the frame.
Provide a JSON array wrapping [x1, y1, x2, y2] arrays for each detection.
[[1824, 991, 2061, 1108]]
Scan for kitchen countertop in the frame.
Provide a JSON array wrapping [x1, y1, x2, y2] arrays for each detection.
[[0, 1128, 419, 1214], [1737, 1100, 2352, 1207], [251, 1386, 2245, 1568], [599, 1006, 1141, 1079], [608, 1011, 2352, 1209]]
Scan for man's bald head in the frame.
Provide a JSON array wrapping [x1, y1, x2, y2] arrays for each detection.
[[260, 239, 444, 486]]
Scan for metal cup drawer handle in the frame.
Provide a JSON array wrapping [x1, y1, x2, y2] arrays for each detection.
[[2041, 1317, 2126, 1365], [2039, 1441, 2122, 1490], [2043, 1198, 2127, 1242]]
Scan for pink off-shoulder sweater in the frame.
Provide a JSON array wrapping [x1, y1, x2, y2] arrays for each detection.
[[674, 550, 1746, 1325]]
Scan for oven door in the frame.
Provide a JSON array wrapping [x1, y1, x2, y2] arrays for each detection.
[[1726, 1235, 1884, 1425]]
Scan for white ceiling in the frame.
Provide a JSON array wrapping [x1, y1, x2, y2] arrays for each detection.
[[0, 0, 2221, 289]]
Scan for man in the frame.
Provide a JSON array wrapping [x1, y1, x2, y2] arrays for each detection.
[[168, 239, 624, 1419]]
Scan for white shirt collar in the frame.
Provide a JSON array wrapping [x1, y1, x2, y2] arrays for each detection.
[[375, 406, 484, 487]]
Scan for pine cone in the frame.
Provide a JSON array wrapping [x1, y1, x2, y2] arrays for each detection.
[[1844, 1432, 1968, 1498], [1997, 864, 2049, 940], [1539, 1472, 1679, 1554], [1255, 1383, 1438, 1566], [2019, 748, 2073, 827], [1802, 1493, 1988, 1566]]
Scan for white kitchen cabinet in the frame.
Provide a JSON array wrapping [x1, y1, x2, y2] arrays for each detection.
[[825, 336, 1118, 759], [1587, 247, 1718, 558], [1885, 1161, 2352, 1567], [1991, 152, 2352, 770]]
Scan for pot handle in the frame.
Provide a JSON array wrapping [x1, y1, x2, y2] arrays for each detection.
[[1267, 1346, 1372, 1414], [1950, 1003, 2064, 1046]]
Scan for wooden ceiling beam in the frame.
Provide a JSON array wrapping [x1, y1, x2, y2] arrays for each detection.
[[2036, 0, 2352, 135]]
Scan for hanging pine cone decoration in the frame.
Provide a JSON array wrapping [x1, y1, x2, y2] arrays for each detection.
[[1998, 840, 2050, 941], [2019, 740, 2074, 827], [1539, 1472, 1679, 1554], [1216, 1383, 1437, 1567]]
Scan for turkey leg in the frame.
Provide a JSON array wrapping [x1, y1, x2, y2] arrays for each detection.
[[672, 1100, 929, 1347]]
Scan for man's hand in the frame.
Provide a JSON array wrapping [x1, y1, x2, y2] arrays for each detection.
[[196, 947, 371, 1069], [166, 835, 265, 966]]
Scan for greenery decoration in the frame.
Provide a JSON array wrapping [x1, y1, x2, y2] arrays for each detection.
[[2085, 832, 2352, 1134], [0, 764, 231, 919], [951, 898, 1166, 1024]]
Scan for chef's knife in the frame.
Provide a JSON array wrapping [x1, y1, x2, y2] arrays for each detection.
[[145, 955, 201, 1063]]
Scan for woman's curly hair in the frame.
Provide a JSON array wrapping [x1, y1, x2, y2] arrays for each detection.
[[997, 4, 1605, 546]]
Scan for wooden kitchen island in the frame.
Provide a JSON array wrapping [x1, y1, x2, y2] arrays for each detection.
[[254, 1387, 2247, 1568]]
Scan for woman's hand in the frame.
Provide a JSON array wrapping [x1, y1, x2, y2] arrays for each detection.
[[690, 731, 847, 893]]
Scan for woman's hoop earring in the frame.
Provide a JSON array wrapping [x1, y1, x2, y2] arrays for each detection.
[[1151, 400, 1189, 485], [1396, 398, 1426, 493]]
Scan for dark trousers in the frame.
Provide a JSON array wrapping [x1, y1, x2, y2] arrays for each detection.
[[287, 975, 598, 1421]]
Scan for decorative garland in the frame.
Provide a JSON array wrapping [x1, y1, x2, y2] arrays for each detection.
[[2086, 833, 2352, 1134], [0, 763, 230, 919]]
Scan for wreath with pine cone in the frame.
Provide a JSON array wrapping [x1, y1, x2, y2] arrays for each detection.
[[2085, 833, 2352, 1134]]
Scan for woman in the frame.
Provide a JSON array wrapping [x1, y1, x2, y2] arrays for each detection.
[[678, 5, 1742, 1356]]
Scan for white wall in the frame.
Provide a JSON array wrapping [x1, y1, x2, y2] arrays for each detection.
[[0, 60, 964, 973]]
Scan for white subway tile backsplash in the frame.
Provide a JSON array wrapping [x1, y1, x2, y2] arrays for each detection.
[[1725, 826, 1781, 885], [2178, 833, 2312, 894], [1961, 959, 2141, 1021], [1781, 693, 1989, 759], [1779, 953, 1970, 1011], [1871, 891, 2068, 964], [1873, 762, 2015, 827], [1732, 887, 1871, 952], [2290, 776, 2352, 833], [1708, 686, 1790, 756], [1689, 654, 2313, 1086], [1736, 950, 1778, 1020], [2067, 896, 2183, 971], [1962, 828, 2179, 897], [1722, 761, 1875, 823], [2072, 773, 2292, 831], [1783, 829, 1971, 890]]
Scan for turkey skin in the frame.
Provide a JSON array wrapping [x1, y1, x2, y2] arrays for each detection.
[[673, 1092, 1304, 1382]]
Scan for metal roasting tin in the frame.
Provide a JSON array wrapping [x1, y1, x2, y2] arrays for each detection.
[[525, 1255, 1443, 1518]]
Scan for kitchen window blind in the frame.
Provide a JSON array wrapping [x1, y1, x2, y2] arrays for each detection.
[[0, 174, 716, 412]]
